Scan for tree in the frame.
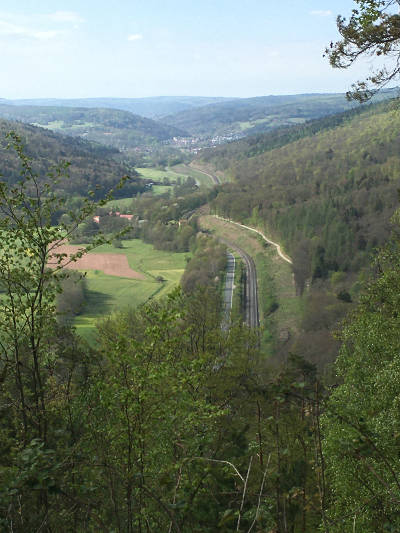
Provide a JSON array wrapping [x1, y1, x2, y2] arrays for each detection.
[[323, 209, 400, 531], [326, 0, 400, 101], [0, 132, 123, 531], [80, 288, 263, 532]]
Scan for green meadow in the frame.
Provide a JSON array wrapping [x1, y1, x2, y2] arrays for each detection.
[[104, 197, 134, 210], [73, 239, 188, 341], [136, 167, 187, 182]]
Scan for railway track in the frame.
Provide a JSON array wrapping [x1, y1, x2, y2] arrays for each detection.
[[219, 238, 259, 329]]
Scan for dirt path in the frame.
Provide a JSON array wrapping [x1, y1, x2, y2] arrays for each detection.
[[215, 216, 292, 265]]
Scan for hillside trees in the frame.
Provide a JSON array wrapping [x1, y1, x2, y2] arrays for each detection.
[[82, 291, 258, 531], [0, 118, 144, 200], [0, 132, 122, 530], [322, 210, 400, 531], [208, 100, 400, 279]]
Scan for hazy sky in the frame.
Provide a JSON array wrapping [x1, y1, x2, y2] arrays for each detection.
[[0, 1, 388, 99]]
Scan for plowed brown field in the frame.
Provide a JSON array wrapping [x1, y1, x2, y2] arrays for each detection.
[[48, 244, 145, 280]]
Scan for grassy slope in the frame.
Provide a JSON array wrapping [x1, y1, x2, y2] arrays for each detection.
[[74, 239, 187, 340], [199, 215, 301, 354], [104, 197, 135, 210]]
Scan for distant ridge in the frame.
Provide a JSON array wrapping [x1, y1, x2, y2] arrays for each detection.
[[0, 104, 187, 150], [3, 96, 235, 119], [159, 88, 400, 137]]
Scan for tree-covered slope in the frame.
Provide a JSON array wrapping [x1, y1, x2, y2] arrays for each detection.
[[160, 92, 359, 137], [195, 105, 375, 169], [0, 104, 187, 150], [161, 89, 399, 138], [205, 99, 400, 281], [0, 118, 144, 199]]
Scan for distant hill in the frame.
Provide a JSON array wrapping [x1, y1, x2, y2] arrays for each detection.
[[4, 96, 234, 119], [0, 118, 145, 200], [160, 90, 400, 137], [199, 98, 400, 276], [0, 104, 187, 150]]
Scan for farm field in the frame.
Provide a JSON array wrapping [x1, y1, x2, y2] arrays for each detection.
[[70, 239, 188, 340]]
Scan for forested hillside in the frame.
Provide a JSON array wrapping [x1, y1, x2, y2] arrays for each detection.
[[0, 118, 145, 199], [161, 92, 361, 137], [0, 104, 186, 149], [196, 104, 375, 168], [200, 99, 400, 281]]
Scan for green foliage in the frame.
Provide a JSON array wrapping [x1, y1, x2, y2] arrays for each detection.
[[207, 99, 400, 277], [0, 132, 114, 530], [181, 234, 227, 293], [83, 291, 231, 530], [323, 209, 400, 531], [112, 238, 123, 248], [57, 271, 87, 323]]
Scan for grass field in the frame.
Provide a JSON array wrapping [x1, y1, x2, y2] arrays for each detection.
[[136, 167, 187, 182], [104, 186, 172, 210], [104, 197, 134, 210], [137, 165, 215, 188], [73, 239, 188, 340]]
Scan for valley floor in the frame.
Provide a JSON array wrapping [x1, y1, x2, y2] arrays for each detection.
[[72, 239, 187, 341]]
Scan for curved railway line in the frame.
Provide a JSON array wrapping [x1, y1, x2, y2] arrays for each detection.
[[219, 238, 259, 329]]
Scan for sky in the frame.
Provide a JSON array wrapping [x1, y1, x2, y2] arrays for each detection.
[[0, 1, 392, 99]]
